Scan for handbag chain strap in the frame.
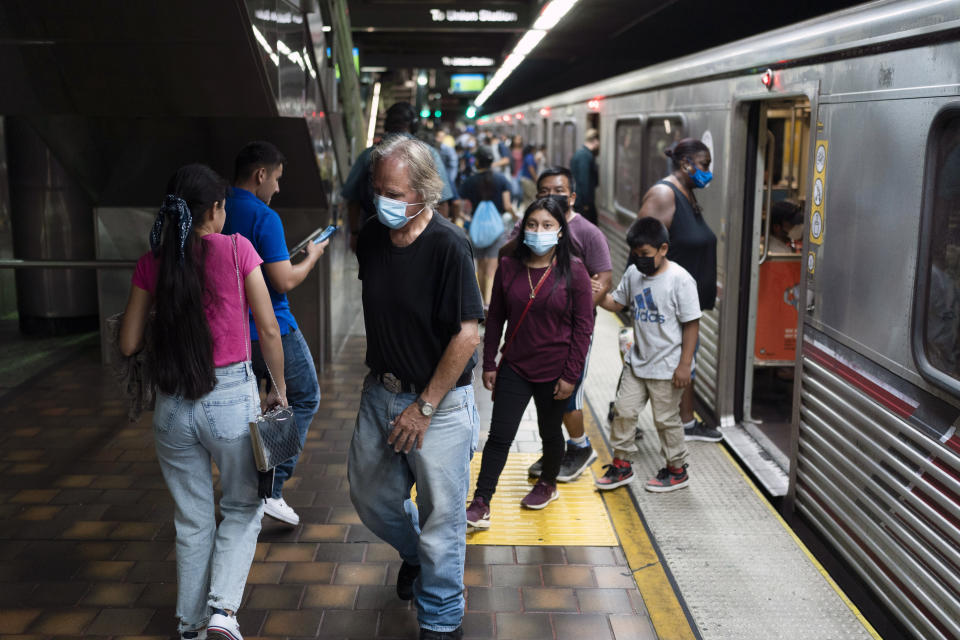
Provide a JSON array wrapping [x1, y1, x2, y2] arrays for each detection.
[[232, 234, 281, 395]]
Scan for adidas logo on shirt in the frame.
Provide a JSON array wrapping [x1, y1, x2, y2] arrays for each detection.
[[634, 287, 666, 324]]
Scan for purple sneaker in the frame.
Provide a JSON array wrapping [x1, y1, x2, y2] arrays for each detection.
[[520, 481, 559, 509], [466, 496, 491, 529]]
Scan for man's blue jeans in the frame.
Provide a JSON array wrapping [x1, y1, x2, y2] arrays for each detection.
[[348, 373, 479, 633], [252, 329, 321, 498]]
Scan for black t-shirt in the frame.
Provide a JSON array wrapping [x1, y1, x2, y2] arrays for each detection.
[[657, 180, 718, 311], [358, 213, 485, 389]]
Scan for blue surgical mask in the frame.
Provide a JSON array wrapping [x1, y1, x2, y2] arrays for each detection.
[[375, 194, 424, 229], [687, 167, 713, 189], [524, 230, 559, 256]]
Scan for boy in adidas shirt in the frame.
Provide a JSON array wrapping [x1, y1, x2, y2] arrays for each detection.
[[593, 217, 701, 492]]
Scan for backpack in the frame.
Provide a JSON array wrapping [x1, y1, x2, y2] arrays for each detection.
[[469, 199, 504, 249]]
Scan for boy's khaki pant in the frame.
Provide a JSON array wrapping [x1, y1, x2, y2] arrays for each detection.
[[611, 363, 688, 468]]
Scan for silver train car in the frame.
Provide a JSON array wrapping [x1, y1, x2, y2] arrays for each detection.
[[481, 1, 960, 637]]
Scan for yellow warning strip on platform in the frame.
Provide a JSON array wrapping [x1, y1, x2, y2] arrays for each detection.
[[582, 403, 699, 640], [718, 447, 883, 640], [465, 452, 618, 546]]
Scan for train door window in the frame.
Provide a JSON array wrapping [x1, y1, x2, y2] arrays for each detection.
[[614, 118, 643, 217], [643, 117, 684, 191], [562, 122, 577, 166], [552, 122, 563, 165], [916, 112, 960, 394], [541, 118, 548, 148]]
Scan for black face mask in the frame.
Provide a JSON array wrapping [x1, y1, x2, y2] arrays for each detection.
[[629, 254, 658, 276], [545, 194, 569, 212]]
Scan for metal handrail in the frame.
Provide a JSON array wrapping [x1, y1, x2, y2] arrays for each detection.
[[0, 259, 137, 269], [758, 129, 775, 265]]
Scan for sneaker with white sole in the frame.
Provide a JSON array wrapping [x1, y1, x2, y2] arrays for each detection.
[[645, 464, 690, 493], [684, 420, 722, 442], [520, 481, 559, 509], [556, 440, 598, 482], [207, 610, 242, 640], [595, 458, 634, 490], [263, 497, 300, 526], [465, 496, 491, 529]]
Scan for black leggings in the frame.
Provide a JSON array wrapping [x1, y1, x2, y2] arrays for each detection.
[[474, 363, 568, 502]]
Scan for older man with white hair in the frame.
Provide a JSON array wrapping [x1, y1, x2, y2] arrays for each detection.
[[348, 136, 483, 640]]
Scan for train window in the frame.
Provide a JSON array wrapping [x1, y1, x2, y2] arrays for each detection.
[[614, 118, 643, 215], [563, 122, 577, 167], [644, 117, 685, 191], [916, 113, 960, 393]]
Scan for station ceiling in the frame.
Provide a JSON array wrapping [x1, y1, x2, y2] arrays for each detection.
[[347, 0, 864, 114]]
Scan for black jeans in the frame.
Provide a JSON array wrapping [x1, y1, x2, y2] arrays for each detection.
[[475, 364, 568, 502]]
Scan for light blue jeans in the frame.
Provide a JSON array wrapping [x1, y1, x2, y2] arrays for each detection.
[[348, 373, 479, 633], [153, 362, 263, 633]]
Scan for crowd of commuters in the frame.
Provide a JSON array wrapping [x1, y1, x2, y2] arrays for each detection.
[[115, 107, 723, 638]]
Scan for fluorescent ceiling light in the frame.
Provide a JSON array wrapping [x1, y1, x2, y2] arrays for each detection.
[[533, 0, 578, 30], [512, 29, 545, 57], [475, 0, 578, 108]]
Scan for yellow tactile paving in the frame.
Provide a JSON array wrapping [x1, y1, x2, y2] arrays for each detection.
[[464, 452, 619, 546]]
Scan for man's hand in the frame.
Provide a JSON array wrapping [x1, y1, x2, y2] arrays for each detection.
[[387, 403, 431, 453], [554, 378, 575, 400], [673, 362, 692, 389], [303, 237, 329, 259]]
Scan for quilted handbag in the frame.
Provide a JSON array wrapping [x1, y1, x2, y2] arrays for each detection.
[[249, 405, 299, 472], [230, 235, 302, 475]]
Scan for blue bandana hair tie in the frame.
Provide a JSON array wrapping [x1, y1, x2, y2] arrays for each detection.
[[150, 195, 193, 262]]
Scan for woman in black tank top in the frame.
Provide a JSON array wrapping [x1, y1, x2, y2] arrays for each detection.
[[637, 138, 717, 312], [636, 137, 721, 441]]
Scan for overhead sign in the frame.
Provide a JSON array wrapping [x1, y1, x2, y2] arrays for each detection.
[[442, 56, 495, 67], [429, 8, 518, 23], [349, 3, 528, 31]]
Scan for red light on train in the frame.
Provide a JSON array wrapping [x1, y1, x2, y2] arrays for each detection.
[[587, 98, 602, 111], [761, 69, 774, 89], [494, 116, 503, 123], [515, 113, 524, 119], [503, 114, 512, 122], [539, 107, 550, 117]]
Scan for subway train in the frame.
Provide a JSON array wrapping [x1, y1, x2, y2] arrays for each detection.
[[479, 1, 960, 638]]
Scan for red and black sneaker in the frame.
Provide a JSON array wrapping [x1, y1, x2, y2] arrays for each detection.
[[645, 464, 690, 493], [595, 458, 634, 490]]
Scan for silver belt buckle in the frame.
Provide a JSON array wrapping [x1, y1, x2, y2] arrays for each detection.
[[382, 372, 402, 394]]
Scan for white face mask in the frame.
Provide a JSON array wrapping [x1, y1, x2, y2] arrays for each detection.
[[787, 224, 803, 242]]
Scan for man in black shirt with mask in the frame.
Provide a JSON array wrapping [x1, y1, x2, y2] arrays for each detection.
[[348, 135, 484, 640]]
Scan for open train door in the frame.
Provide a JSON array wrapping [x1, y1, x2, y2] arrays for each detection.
[[726, 96, 812, 497]]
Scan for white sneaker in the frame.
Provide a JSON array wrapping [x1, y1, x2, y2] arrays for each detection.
[[263, 497, 300, 526], [207, 613, 242, 640]]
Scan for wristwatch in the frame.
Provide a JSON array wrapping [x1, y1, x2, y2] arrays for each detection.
[[416, 396, 435, 417]]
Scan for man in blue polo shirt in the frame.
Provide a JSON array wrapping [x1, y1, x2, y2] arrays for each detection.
[[223, 140, 328, 526]]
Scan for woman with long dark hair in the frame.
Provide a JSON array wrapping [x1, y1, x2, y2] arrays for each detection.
[[637, 137, 721, 443], [119, 164, 286, 640], [465, 196, 594, 527]]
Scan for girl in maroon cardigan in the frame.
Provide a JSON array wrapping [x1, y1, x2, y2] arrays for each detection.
[[466, 196, 595, 526]]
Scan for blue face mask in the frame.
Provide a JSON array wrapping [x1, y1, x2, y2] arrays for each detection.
[[687, 166, 713, 189], [524, 230, 559, 256], [375, 194, 424, 229]]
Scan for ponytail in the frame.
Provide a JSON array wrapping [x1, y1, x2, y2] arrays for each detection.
[[151, 164, 229, 399]]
